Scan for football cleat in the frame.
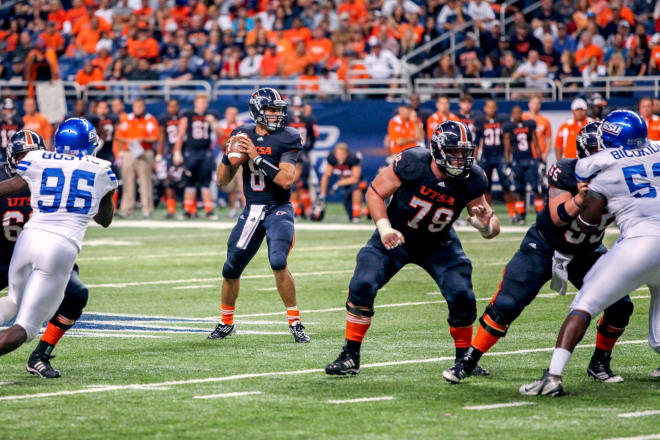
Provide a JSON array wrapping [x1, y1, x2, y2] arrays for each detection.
[[443, 358, 474, 384], [289, 322, 310, 343], [519, 370, 564, 396], [207, 323, 235, 340], [472, 364, 490, 376], [650, 367, 660, 378], [325, 350, 360, 375], [26, 354, 61, 379], [587, 351, 624, 383]]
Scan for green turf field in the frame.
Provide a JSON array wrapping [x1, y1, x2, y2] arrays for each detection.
[[0, 204, 658, 440]]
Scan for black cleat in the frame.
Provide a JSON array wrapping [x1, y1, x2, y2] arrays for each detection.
[[325, 350, 360, 375], [443, 358, 475, 384], [208, 323, 235, 340], [587, 351, 623, 383], [289, 322, 310, 343], [472, 364, 490, 376], [26, 354, 61, 379]]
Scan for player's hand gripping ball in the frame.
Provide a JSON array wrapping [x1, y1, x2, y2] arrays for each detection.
[[227, 133, 250, 166]]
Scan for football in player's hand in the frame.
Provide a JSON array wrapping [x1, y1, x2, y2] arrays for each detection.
[[227, 133, 249, 166]]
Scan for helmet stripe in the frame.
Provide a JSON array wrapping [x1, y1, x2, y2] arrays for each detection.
[[25, 131, 33, 145], [458, 123, 467, 142]]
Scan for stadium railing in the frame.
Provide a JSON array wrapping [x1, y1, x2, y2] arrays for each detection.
[[413, 77, 557, 100], [0, 80, 82, 98], [558, 76, 660, 100]]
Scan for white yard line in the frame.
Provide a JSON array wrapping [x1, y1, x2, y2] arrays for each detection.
[[464, 401, 536, 410], [172, 285, 216, 290], [193, 391, 264, 400], [602, 434, 660, 440], [618, 410, 660, 418], [65, 332, 167, 339], [0, 340, 646, 402], [327, 396, 394, 404]]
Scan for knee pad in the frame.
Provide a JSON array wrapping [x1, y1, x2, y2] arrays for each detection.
[[346, 301, 375, 317], [269, 252, 288, 271], [602, 298, 634, 330], [348, 278, 378, 306], [446, 296, 477, 328], [222, 261, 242, 280], [0, 295, 18, 325], [479, 303, 511, 337], [53, 286, 89, 323]]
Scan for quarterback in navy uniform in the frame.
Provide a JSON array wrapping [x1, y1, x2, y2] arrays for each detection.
[[319, 142, 364, 222], [173, 94, 220, 219], [474, 99, 517, 222], [326, 121, 501, 375], [0, 98, 24, 163], [209, 88, 310, 343], [1, 130, 92, 379], [157, 99, 182, 218], [503, 105, 542, 224], [443, 121, 634, 384]]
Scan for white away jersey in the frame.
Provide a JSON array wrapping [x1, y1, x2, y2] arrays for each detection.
[[16, 150, 118, 250], [575, 141, 660, 238]]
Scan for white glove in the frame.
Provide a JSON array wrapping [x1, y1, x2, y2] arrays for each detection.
[[550, 251, 574, 295], [376, 218, 404, 250]]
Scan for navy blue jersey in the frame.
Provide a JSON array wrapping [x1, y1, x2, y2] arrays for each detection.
[[0, 115, 23, 161], [182, 110, 219, 151], [504, 119, 536, 161], [158, 112, 181, 155], [474, 114, 508, 158], [231, 124, 302, 205], [536, 159, 613, 254], [390, 147, 488, 247], [327, 149, 362, 178], [288, 115, 317, 152], [457, 111, 481, 144], [96, 114, 119, 160], [0, 168, 32, 266]]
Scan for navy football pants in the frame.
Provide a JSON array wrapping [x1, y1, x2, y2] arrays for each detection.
[[348, 228, 477, 327], [222, 203, 295, 278]]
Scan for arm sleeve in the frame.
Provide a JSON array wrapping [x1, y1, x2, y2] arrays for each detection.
[[101, 164, 120, 195], [15, 151, 41, 186]]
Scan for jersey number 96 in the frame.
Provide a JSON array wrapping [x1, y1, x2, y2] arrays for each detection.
[[38, 168, 96, 214]]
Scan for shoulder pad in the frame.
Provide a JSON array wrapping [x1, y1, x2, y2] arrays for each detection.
[[393, 147, 428, 182], [281, 126, 303, 149], [548, 159, 577, 190], [326, 152, 337, 165], [467, 164, 489, 197], [575, 149, 612, 182], [230, 124, 254, 137]]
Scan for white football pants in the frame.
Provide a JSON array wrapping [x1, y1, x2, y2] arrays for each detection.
[[0, 228, 78, 341]]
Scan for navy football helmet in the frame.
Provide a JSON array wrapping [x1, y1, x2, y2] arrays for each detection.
[[576, 121, 603, 159], [6, 129, 46, 175], [430, 120, 475, 178], [54, 117, 99, 156], [249, 88, 287, 131], [598, 109, 647, 149]]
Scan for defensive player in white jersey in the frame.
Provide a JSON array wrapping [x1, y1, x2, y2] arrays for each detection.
[[0, 118, 117, 357], [521, 110, 660, 396]]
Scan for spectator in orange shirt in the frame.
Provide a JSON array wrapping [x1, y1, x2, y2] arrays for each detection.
[[65, 0, 87, 30], [73, 8, 112, 36], [39, 22, 65, 53], [280, 41, 314, 77], [92, 47, 113, 74], [523, 95, 552, 161], [307, 27, 334, 65], [75, 61, 104, 87], [426, 96, 459, 140], [388, 104, 423, 154], [575, 31, 603, 71], [76, 17, 106, 54], [555, 98, 590, 160], [134, 0, 153, 19], [639, 97, 660, 141], [115, 98, 158, 218], [22, 98, 52, 148], [338, 0, 367, 24], [260, 44, 282, 78], [597, 0, 634, 28], [128, 28, 160, 62], [171, 0, 191, 28], [297, 64, 321, 94], [48, 1, 67, 30], [283, 17, 312, 45]]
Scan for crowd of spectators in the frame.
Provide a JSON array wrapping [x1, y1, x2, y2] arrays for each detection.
[[1, 0, 660, 95]]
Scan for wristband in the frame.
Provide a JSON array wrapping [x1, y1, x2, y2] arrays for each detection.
[[572, 197, 584, 210], [221, 154, 231, 165], [480, 220, 494, 238], [557, 201, 577, 223], [376, 218, 394, 237], [254, 155, 280, 180]]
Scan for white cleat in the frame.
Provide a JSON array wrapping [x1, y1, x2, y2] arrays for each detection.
[[519, 370, 564, 396]]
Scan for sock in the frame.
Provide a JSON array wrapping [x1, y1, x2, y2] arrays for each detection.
[[204, 200, 214, 214], [31, 339, 56, 358], [548, 347, 572, 376], [345, 312, 371, 345], [292, 200, 302, 216], [596, 317, 623, 351], [166, 197, 176, 215], [352, 204, 361, 219], [534, 197, 544, 213], [506, 202, 516, 217], [41, 322, 67, 347], [300, 190, 311, 212], [344, 338, 362, 354], [515, 200, 525, 215], [112, 190, 119, 210], [221, 305, 235, 326], [450, 325, 473, 357], [286, 306, 301, 326], [184, 198, 197, 215], [471, 322, 504, 354]]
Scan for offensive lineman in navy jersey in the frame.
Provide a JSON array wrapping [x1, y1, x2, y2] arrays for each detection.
[[209, 88, 310, 343], [443, 121, 634, 384], [1, 130, 91, 379], [326, 121, 501, 375], [503, 105, 542, 224]]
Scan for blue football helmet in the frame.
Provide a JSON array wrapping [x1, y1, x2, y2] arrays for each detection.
[[576, 121, 603, 159], [54, 117, 99, 156], [430, 120, 475, 178], [6, 129, 46, 174], [598, 109, 647, 149], [248, 88, 287, 131]]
